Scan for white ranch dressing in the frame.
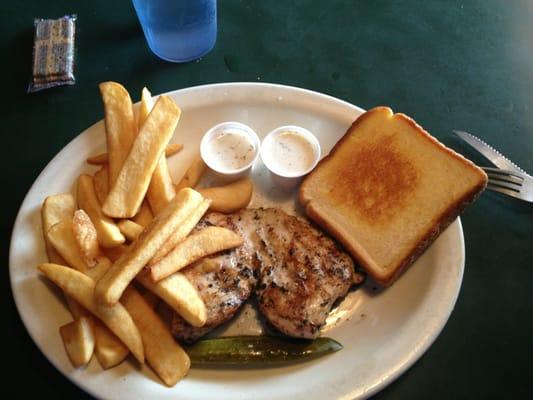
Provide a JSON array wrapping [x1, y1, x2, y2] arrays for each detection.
[[205, 129, 256, 171], [265, 131, 316, 174]]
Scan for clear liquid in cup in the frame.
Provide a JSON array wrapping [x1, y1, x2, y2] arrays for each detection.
[[133, 0, 217, 62]]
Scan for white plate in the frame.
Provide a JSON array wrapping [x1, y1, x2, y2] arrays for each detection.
[[9, 82, 464, 400]]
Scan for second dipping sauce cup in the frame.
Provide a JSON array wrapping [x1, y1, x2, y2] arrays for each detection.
[[200, 121, 261, 181], [260, 125, 321, 189]]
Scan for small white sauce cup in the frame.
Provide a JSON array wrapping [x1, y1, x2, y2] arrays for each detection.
[[260, 125, 321, 189], [200, 121, 261, 182]]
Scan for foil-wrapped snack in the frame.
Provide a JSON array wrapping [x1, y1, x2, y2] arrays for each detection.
[[28, 15, 76, 93]]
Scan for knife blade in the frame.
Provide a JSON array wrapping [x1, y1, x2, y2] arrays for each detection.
[[453, 130, 531, 177]]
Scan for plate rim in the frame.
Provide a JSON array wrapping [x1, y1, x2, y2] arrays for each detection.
[[359, 216, 465, 399], [9, 81, 465, 400]]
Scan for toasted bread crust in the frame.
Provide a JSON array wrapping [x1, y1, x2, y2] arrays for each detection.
[[381, 178, 486, 285], [300, 106, 487, 286]]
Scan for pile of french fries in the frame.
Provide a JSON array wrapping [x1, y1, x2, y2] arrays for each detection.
[[38, 82, 254, 386]]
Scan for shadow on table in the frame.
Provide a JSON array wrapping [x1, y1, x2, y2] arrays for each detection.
[[10, 28, 34, 96]]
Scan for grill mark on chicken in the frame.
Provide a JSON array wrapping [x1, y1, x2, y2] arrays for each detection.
[[170, 208, 360, 342], [171, 213, 259, 343], [252, 208, 355, 338]]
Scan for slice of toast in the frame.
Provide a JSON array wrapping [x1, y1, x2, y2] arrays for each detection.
[[299, 107, 487, 286]]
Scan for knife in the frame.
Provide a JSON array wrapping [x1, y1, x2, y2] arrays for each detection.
[[453, 130, 531, 177]]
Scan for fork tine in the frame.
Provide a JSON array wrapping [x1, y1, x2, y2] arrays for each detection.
[[487, 178, 522, 191], [481, 167, 525, 180], [485, 172, 524, 185], [486, 183, 523, 199]]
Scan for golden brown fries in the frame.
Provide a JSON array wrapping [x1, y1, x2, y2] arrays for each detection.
[[59, 316, 95, 368], [48, 220, 90, 272], [175, 156, 206, 191], [140, 88, 177, 215], [137, 87, 152, 130], [120, 213, 207, 328], [102, 96, 181, 218], [64, 296, 90, 319], [92, 320, 129, 369], [147, 157, 176, 216], [47, 218, 130, 368], [77, 174, 125, 248], [86, 143, 183, 165], [65, 291, 128, 370], [197, 257, 221, 273], [150, 199, 211, 265], [38, 81, 253, 386], [39, 263, 144, 363], [41, 194, 75, 264], [199, 177, 254, 213], [99, 82, 137, 188], [86, 152, 109, 165], [87, 256, 113, 281], [62, 295, 96, 365], [102, 244, 129, 263], [72, 210, 101, 267], [117, 220, 144, 242], [65, 284, 130, 369], [93, 166, 109, 205], [121, 287, 190, 386], [132, 201, 153, 227], [95, 188, 203, 305], [136, 271, 207, 327], [48, 220, 111, 281], [163, 142, 184, 157], [41, 195, 96, 366], [150, 227, 243, 282], [66, 277, 128, 370]]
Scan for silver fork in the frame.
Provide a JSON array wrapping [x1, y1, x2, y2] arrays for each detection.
[[482, 167, 533, 203]]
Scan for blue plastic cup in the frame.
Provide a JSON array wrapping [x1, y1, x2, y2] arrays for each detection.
[[132, 0, 217, 62]]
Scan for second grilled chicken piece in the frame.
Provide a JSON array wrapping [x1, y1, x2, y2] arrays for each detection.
[[251, 208, 356, 338], [171, 208, 359, 341]]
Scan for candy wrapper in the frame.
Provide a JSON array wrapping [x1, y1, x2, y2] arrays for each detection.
[[28, 15, 76, 93]]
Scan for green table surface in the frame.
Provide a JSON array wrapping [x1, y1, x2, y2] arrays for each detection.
[[2, 0, 532, 398]]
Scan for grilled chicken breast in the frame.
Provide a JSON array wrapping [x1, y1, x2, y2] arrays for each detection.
[[171, 213, 260, 343], [171, 208, 360, 342], [251, 208, 356, 338]]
